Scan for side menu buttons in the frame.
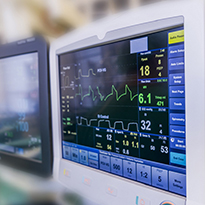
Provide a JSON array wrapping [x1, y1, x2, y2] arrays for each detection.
[[169, 73, 184, 86], [168, 44, 184, 58], [169, 57, 184, 71], [170, 98, 185, 110]]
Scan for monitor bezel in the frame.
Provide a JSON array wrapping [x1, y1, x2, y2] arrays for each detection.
[[54, 17, 186, 202], [0, 36, 52, 177], [57, 22, 185, 188]]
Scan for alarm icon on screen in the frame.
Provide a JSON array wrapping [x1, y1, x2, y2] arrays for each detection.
[[171, 138, 175, 143]]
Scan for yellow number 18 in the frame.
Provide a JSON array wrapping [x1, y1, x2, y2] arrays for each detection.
[[140, 65, 150, 76]]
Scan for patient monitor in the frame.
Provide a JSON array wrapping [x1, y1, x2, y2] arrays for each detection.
[[0, 37, 52, 177], [50, 0, 205, 204]]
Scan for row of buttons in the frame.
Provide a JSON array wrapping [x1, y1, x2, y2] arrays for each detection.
[[63, 146, 186, 196], [100, 154, 186, 196], [63, 146, 99, 168]]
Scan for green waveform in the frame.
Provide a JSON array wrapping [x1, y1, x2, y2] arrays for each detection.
[[75, 69, 96, 80], [75, 84, 138, 102], [76, 85, 97, 101], [97, 86, 104, 101], [104, 84, 138, 101]]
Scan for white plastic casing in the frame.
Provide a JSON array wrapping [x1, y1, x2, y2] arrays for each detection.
[[50, 0, 205, 204]]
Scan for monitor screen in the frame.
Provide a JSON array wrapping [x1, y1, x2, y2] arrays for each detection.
[[58, 26, 185, 196], [0, 52, 42, 162]]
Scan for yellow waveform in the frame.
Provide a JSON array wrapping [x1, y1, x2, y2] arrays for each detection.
[[75, 69, 96, 80]]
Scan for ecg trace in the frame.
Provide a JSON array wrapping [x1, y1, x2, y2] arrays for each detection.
[[104, 85, 138, 101], [75, 85, 98, 101], [75, 84, 138, 102]]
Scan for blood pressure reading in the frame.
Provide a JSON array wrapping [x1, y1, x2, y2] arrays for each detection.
[[59, 26, 186, 196], [0, 53, 42, 162]]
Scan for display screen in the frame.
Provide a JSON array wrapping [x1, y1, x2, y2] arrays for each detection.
[[59, 26, 186, 196], [0, 53, 42, 162]]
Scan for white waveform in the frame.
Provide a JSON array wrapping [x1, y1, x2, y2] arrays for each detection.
[[76, 116, 139, 132]]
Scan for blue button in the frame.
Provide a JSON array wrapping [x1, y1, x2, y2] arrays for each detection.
[[100, 155, 110, 172], [80, 150, 88, 165], [123, 160, 136, 180], [169, 73, 184, 86], [71, 148, 79, 162], [170, 125, 185, 137], [170, 137, 186, 150], [89, 159, 99, 168], [169, 171, 186, 196], [170, 98, 185, 110], [168, 44, 184, 58], [89, 152, 98, 161], [169, 57, 184, 71], [170, 152, 186, 166], [63, 146, 71, 159], [170, 113, 185, 126], [111, 157, 122, 176], [169, 86, 185, 98], [152, 167, 168, 190], [137, 164, 151, 185]]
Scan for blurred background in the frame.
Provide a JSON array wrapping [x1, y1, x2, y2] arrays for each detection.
[[0, 0, 165, 44], [0, 0, 165, 204]]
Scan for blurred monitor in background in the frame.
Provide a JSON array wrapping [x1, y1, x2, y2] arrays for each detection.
[[0, 36, 52, 177]]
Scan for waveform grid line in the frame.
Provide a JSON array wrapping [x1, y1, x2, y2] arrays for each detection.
[[75, 84, 138, 102], [75, 69, 96, 80], [76, 116, 139, 132]]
